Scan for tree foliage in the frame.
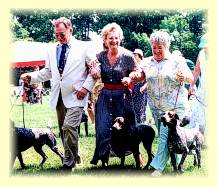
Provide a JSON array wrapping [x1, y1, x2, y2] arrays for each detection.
[[11, 9, 207, 62]]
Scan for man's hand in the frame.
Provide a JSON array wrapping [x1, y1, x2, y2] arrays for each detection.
[[75, 87, 89, 100], [20, 73, 31, 84]]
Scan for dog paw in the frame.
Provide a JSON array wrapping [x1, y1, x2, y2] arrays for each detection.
[[21, 166, 27, 169], [102, 163, 109, 169], [177, 168, 185, 174], [144, 165, 150, 170]]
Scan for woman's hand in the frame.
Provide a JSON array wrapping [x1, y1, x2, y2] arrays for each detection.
[[140, 83, 147, 93], [129, 71, 145, 82], [129, 71, 141, 81], [90, 68, 101, 79], [87, 60, 101, 79], [188, 86, 195, 96], [121, 77, 132, 86], [176, 71, 184, 85]]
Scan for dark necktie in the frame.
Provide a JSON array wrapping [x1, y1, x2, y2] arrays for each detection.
[[58, 44, 67, 74]]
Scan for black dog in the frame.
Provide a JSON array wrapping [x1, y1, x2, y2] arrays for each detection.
[[78, 110, 88, 136], [161, 110, 204, 173], [11, 121, 63, 169], [111, 116, 155, 169]]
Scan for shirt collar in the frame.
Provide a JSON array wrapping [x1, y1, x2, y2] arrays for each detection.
[[150, 51, 171, 63], [57, 35, 74, 48]]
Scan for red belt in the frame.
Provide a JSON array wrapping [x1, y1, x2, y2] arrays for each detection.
[[103, 83, 127, 90]]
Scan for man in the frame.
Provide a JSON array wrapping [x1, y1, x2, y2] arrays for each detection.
[[21, 17, 96, 171]]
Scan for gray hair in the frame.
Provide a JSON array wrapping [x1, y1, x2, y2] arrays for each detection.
[[150, 31, 171, 48], [52, 17, 72, 29]]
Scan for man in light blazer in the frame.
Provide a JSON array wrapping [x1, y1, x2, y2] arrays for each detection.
[[21, 17, 97, 171]]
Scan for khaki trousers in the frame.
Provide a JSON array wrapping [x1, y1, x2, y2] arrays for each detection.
[[56, 94, 83, 167]]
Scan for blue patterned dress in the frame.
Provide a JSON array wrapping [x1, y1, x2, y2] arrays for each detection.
[[132, 61, 147, 124], [91, 47, 136, 164]]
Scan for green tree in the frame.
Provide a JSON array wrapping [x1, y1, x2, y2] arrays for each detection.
[[128, 32, 151, 57], [159, 14, 199, 62], [10, 15, 33, 42], [11, 9, 207, 62]]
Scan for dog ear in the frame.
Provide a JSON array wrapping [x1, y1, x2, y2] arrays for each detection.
[[174, 113, 179, 120], [114, 117, 119, 122], [162, 122, 167, 127], [114, 117, 124, 123], [180, 116, 190, 127]]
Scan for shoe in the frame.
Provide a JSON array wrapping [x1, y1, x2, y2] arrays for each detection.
[[151, 170, 162, 177], [90, 159, 98, 165]]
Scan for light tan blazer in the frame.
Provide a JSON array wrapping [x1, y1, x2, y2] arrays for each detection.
[[30, 36, 96, 110]]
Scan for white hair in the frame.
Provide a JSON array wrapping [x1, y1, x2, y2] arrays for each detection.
[[150, 31, 171, 48]]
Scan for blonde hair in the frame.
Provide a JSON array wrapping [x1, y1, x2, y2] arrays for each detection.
[[101, 23, 124, 44], [150, 31, 171, 48]]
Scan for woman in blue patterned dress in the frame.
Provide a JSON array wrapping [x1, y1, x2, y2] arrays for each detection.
[[132, 49, 147, 124], [124, 31, 194, 176], [90, 23, 141, 167]]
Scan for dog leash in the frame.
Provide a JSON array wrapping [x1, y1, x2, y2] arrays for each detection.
[[173, 82, 182, 111], [189, 94, 207, 107], [10, 82, 26, 128], [10, 83, 23, 112]]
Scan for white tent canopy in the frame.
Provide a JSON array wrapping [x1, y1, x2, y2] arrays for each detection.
[[11, 41, 51, 68]]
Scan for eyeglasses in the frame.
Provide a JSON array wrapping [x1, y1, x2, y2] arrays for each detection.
[[54, 31, 67, 39]]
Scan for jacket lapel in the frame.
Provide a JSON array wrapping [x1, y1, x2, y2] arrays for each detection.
[[50, 43, 60, 77], [62, 38, 84, 76]]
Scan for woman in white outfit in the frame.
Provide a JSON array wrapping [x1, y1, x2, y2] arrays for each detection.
[[189, 34, 208, 136]]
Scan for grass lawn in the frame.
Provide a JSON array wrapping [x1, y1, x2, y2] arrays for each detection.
[[10, 95, 208, 177]]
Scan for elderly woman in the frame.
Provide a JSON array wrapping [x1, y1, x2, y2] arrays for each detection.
[[90, 23, 140, 167], [125, 31, 194, 176]]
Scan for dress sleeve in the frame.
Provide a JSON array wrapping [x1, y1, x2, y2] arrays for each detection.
[[126, 52, 137, 72]]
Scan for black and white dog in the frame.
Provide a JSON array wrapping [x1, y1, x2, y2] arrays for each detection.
[[161, 111, 204, 173], [11, 120, 63, 169], [111, 116, 155, 169]]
